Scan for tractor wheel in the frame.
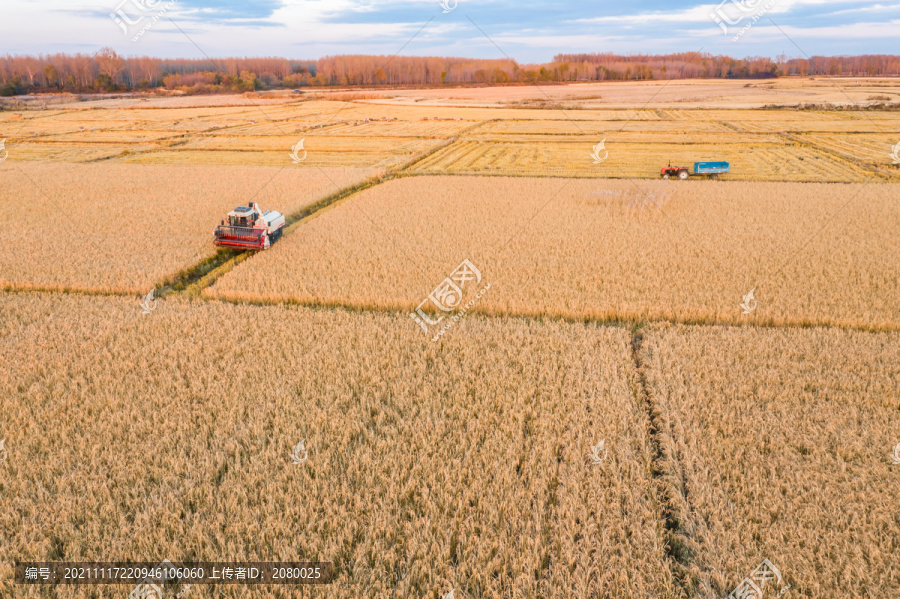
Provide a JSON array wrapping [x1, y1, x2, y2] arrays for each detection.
[[710, 174, 718, 180], [678, 170, 689, 180], [662, 173, 670, 179]]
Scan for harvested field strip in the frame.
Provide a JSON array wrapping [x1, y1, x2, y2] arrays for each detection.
[[409, 139, 868, 180], [794, 132, 900, 174], [731, 117, 900, 133], [470, 132, 786, 144], [1, 142, 135, 162], [179, 135, 437, 153], [0, 293, 678, 599], [106, 148, 422, 167], [475, 119, 731, 135], [5, 105, 897, 180], [638, 324, 900, 598]]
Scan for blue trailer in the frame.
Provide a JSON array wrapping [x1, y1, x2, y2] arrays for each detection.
[[661, 161, 730, 180], [693, 161, 730, 177]]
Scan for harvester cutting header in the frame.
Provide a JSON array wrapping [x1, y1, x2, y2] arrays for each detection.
[[214, 203, 285, 250]]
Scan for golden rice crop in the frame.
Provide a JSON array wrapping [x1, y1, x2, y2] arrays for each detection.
[[636, 323, 900, 598], [0, 293, 677, 599], [208, 175, 900, 330], [0, 162, 375, 293]]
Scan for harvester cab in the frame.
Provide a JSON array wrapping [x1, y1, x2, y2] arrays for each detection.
[[214, 202, 285, 250], [227, 205, 260, 227]]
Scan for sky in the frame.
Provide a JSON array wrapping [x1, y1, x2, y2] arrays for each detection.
[[1, 0, 898, 61]]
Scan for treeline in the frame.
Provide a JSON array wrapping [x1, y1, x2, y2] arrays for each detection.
[[2, 50, 898, 96], [553, 52, 900, 79]]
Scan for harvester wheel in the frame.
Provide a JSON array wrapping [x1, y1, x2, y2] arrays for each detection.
[[662, 173, 670, 179], [678, 170, 689, 180]]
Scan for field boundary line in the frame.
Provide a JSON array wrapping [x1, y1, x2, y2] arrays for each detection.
[[194, 291, 900, 334], [2, 279, 896, 334]]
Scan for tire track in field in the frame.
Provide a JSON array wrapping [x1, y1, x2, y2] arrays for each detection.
[[630, 326, 699, 599]]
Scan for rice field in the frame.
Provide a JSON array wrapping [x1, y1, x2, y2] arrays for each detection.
[[360, 77, 900, 109], [0, 162, 376, 293], [2, 85, 898, 598], [3, 100, 899, 179], [0, 293, 676, 599], [207, 176, 900, 331], [638, 324, 900, 598]]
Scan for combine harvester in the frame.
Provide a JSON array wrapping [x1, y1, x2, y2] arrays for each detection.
[[660, 161, 730, 180], [214, 203, 285, 250]]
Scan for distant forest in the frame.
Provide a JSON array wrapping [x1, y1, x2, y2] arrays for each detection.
[[2, 50, 898, 96]]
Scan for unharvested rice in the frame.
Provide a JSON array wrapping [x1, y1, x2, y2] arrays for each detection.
[[0, 163, 375, 293], [637, 323, 900, 598], [208, 176, 900, 331], [0, 293, 677, 598]]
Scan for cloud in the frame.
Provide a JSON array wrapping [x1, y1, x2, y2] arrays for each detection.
[[174, 0, 285, 21], [825, 2, 900, 15]]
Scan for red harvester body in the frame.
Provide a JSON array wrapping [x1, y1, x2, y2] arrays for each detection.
[[214, 203, 285, 250]]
